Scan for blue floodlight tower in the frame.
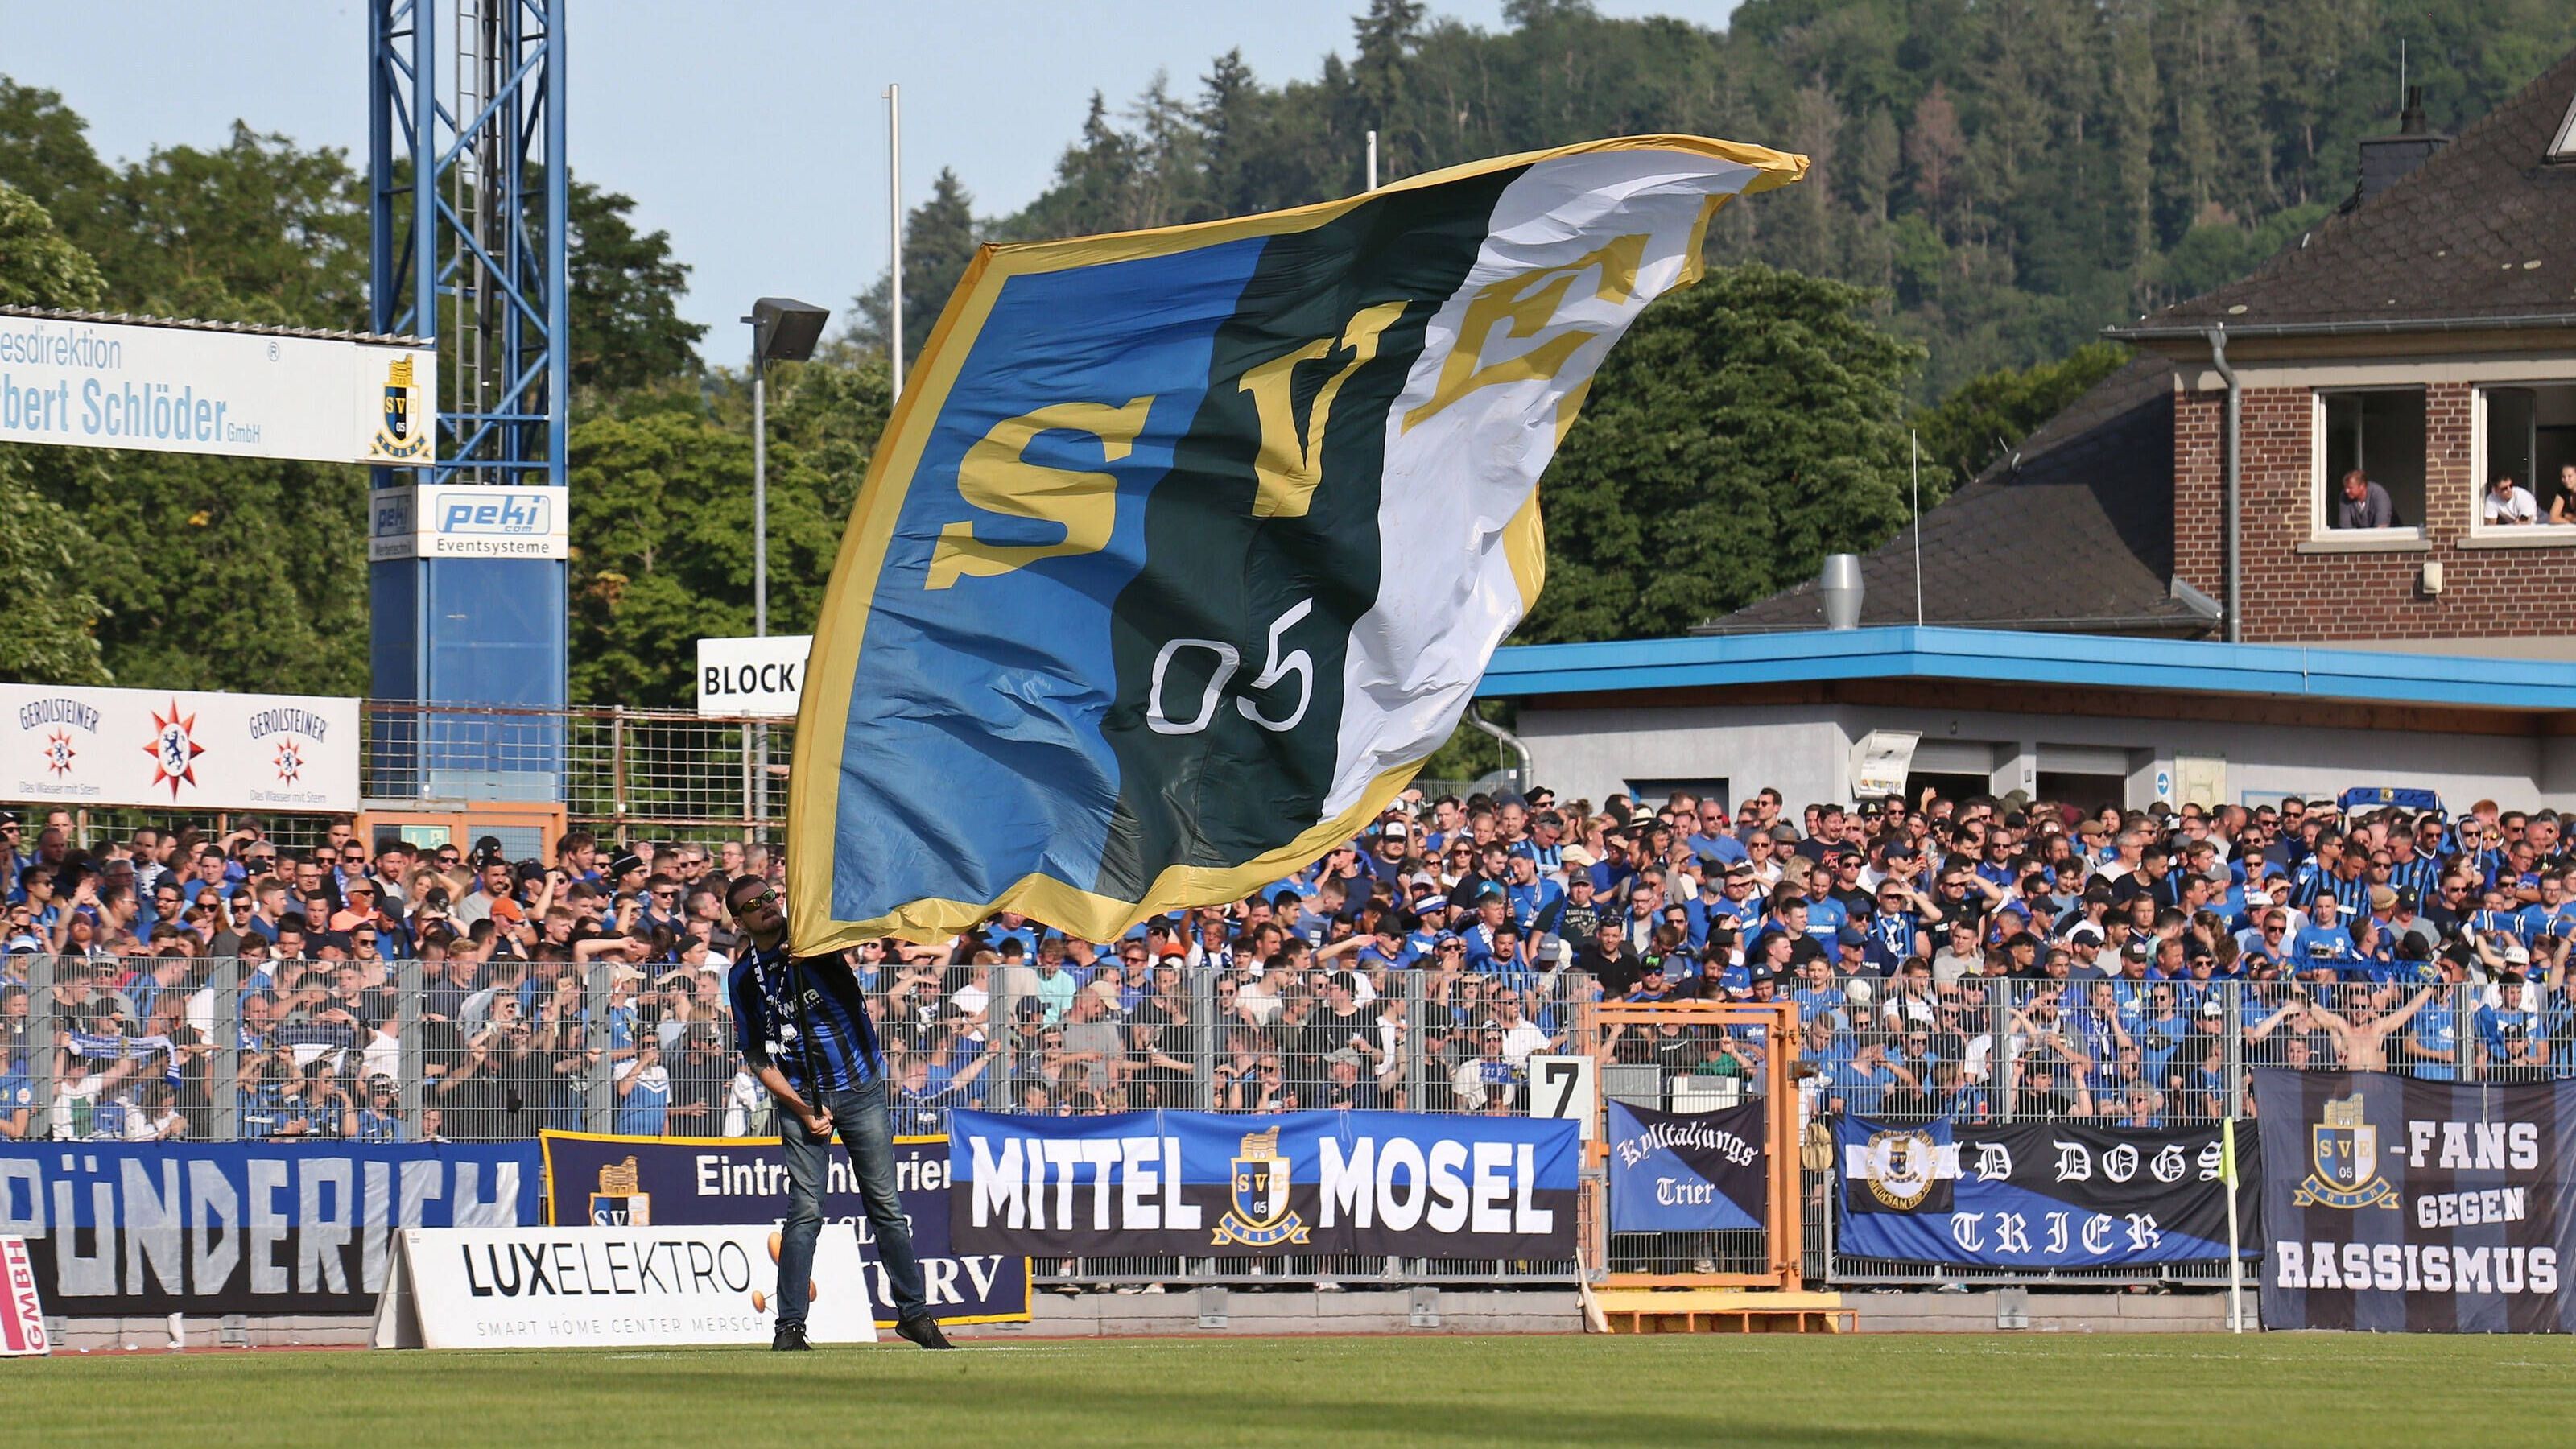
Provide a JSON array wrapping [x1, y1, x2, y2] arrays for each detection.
[[366, 0, 570, 802]]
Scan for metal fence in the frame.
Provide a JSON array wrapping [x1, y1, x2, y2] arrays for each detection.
[[13, 954, 2560, 1289], [359, 700, 792, 844]]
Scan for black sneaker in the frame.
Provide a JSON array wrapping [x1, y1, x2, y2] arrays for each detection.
[[894, 1314, 955, 1351], [771, 1321, 812, 1352]]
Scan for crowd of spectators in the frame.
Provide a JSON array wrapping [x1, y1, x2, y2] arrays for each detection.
[[3, 781, 2574, 1144]]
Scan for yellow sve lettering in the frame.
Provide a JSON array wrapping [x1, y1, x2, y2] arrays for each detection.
[[927, 396, 1155, 589], [1402, 233, 1646, 431], [1236, 301, 1406, 519]]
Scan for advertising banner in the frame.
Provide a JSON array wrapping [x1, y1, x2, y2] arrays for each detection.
[[1, 1236, 47, 1356], [1834, 1115, 2253, 1269], [948, 1109, 1579, 1259], [2, 683, 360, 813], [369, 1224, 874, 1350], [368, 484, 570, 562], [0, 1142, 538, 1315], [0, 313, 434, 464], [1606, 1099, 1767, 1234], [2256, 1069, 2576, 1331], [539, 1131, 1029, 1326]]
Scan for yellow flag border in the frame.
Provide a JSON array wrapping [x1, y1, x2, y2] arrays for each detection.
[[787, 135, 1808, 951]]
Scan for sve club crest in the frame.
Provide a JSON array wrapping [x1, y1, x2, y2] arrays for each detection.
[[1212, 1129, 1311, 1248]]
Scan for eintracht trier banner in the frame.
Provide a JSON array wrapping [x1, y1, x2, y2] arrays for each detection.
[[786, 136, 1806, 950], [2256, 1069, 2576, 1331]]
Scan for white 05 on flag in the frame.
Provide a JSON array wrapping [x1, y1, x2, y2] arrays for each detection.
[[789, 135, 1806, 951]]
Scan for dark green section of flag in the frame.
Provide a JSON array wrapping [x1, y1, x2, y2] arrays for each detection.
[[1089, 168, 1525, 901]]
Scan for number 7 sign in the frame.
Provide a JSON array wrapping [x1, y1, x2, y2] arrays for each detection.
[[1528, 1055, 1597, 1141]]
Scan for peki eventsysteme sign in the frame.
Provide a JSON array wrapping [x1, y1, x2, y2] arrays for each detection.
[[368, 484, 570, 562], [949, 1109, 1579, 1260], [2, 683, 359, 814], [0, 313, 435, 465]]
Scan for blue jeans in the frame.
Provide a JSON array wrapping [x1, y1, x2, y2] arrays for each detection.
[[776, 1079, 927, 1326]]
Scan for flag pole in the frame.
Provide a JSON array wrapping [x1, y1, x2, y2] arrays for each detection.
[[886, 83, 905, 398], [2222, 1113, 2244, 1332]]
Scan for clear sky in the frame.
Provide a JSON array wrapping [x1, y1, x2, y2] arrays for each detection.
[[2, 1, 1740, 354]]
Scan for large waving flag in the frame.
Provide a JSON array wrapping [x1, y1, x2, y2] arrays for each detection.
[[788, 136, 1806, 951]]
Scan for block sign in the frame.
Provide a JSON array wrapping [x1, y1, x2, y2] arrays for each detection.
[[697, 635, 813, 717]]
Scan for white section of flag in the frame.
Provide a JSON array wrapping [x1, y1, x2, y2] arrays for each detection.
[[1321, 148, 1770, 815]]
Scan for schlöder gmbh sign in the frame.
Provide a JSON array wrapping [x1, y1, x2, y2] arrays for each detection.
[[0, 312, 435, 465]]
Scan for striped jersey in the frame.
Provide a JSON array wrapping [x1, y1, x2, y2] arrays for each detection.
[[728, 943, 882, 1094]]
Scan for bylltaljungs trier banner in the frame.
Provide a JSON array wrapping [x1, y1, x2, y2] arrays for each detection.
[[787, 137, 1806, 951]]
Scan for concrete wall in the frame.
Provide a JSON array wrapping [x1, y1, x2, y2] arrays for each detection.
[[1519, 697, 2562, 814]]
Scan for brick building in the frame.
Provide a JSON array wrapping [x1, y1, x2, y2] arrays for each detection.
[[1716, 52, 2576, 658]]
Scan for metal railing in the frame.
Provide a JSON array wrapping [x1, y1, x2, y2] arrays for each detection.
[[14, 953, 2555, 1289], [359, 700, 792, 844]]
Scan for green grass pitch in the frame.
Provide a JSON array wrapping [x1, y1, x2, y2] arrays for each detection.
[[8, 1333, 2574, 1446]]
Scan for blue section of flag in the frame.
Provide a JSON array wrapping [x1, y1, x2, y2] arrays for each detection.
[[830, 239, 1269, 921]]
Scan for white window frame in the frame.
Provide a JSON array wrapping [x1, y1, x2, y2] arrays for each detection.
[[2309, 387, 2428, 545], [2467, 382, 2576, 545]]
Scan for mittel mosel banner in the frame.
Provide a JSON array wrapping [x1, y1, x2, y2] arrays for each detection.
[[0, 1143, 536, 1315], [949, 1110, 1578, 1258], [0, 314, 435, 465], [1835, 1116, 2253, 1269], [2256, 1069, 2576, 1332]]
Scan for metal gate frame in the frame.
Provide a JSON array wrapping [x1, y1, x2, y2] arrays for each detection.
[[1583, 998, 1803, 1291]]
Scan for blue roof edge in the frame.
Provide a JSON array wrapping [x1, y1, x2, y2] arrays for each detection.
[[1476, 625, 2576, 712]]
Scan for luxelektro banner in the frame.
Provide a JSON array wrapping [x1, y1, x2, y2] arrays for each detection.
[[1605, 1099, 1766, 1234], [0, 1142, 538, 1315], [948, 1109, 1579, 1259], [1835, 1115, 2254, 1269], [2256, 1069, 2576, 1332], [539, 1131, 1030, 1326], [370, 1225, 875, 1350]]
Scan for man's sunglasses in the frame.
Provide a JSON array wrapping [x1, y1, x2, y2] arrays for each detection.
[[733, 888, 779, 910]]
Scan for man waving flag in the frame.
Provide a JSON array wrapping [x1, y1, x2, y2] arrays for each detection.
[[788, 135, 1806, 952]]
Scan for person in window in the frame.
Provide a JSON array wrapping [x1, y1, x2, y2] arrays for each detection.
[[2484, 469, 2540, 526], [2337, 469, 2396, 529], [2549, 464, 2576, 524]]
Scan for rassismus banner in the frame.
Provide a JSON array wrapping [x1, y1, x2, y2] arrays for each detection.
[[2256, 1069, 2576, 1331], [787, 137, 1806, 950], [947, 1109, 1579, 1260]]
